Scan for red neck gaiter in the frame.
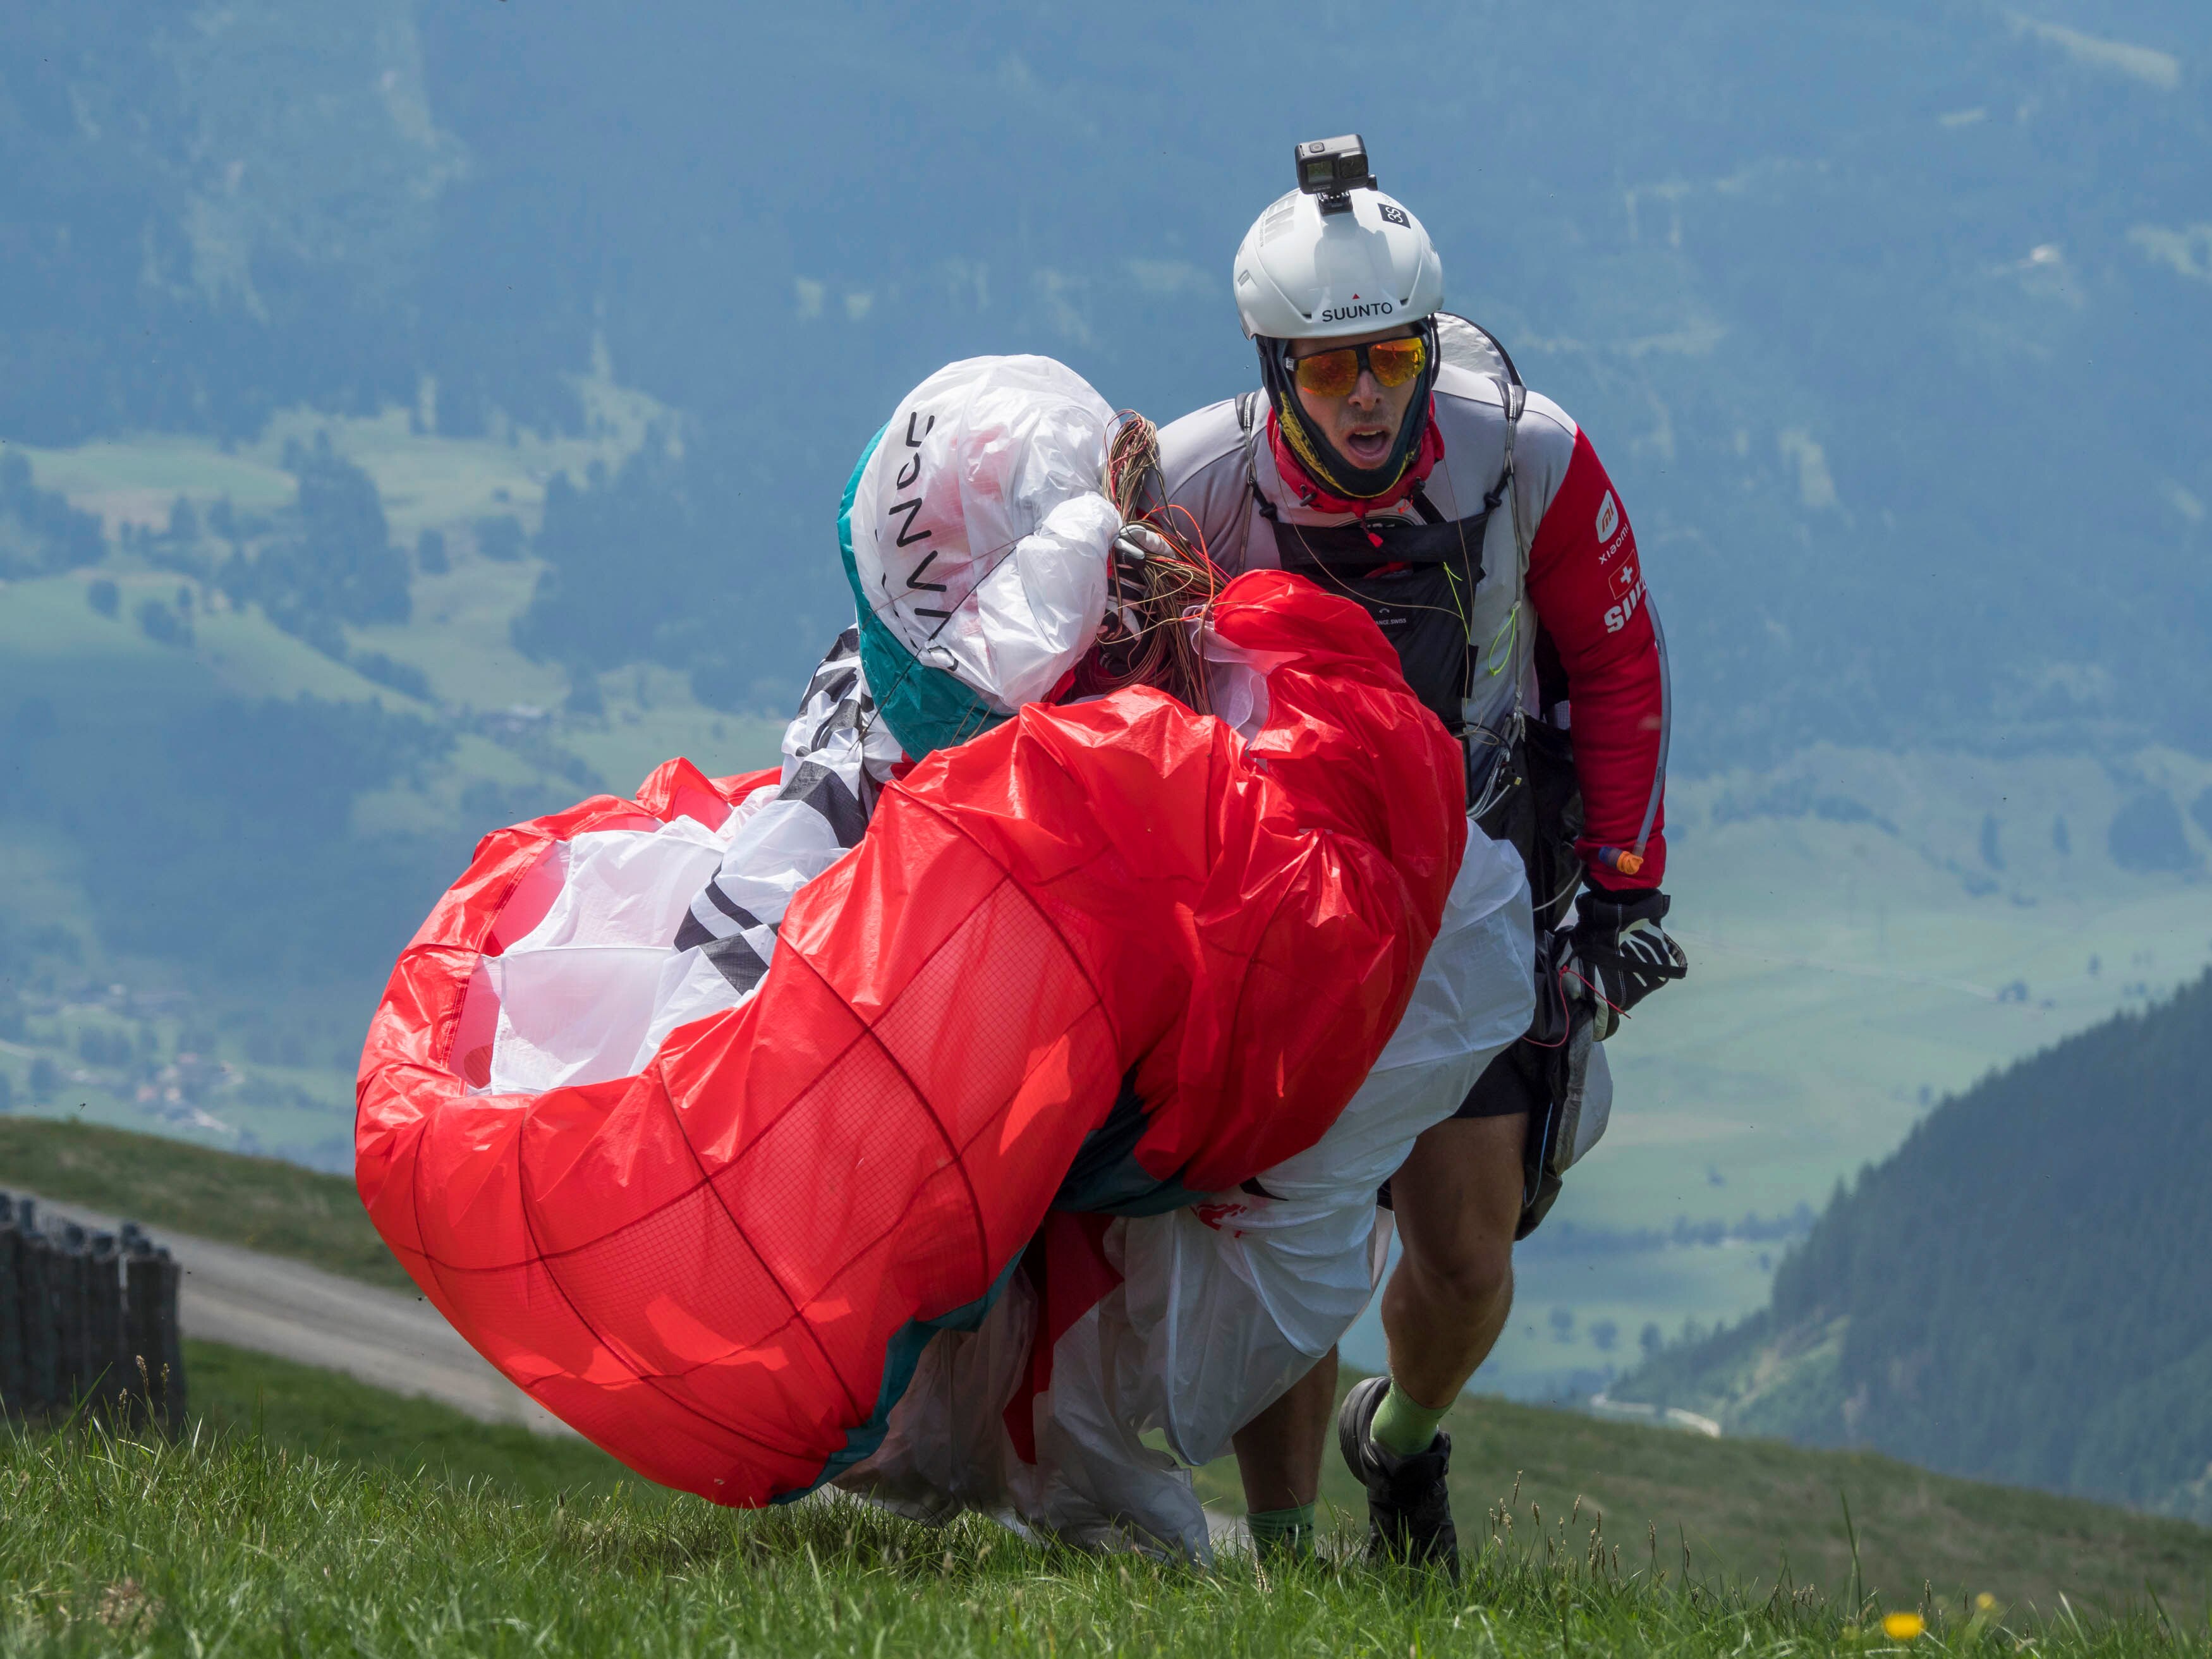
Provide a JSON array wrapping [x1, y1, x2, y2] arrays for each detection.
[[1267, 398, 1446, 518]]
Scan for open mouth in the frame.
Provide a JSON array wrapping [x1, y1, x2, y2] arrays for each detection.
[[1342, 425, 1392, 466]]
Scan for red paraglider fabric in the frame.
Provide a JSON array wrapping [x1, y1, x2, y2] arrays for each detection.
[[355, 571, 1463, 1507]]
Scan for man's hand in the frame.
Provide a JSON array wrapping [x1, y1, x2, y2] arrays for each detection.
[[1568, 888, 1688, 1039]]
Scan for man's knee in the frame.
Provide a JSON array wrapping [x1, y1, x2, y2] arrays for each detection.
[[1401, 1225, 1513, 1315], [1389, 1110, 1527, 1313]]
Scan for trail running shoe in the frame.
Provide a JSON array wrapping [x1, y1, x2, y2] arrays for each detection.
[[1335, 1374, 1459, 1577]]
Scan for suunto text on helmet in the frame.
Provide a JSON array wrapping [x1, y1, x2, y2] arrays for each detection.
[[1317, 301, 1395, 322]]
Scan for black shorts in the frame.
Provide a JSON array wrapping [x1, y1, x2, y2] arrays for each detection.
[[1452, 1040, 1543, 1119], [1377, 1039, 1560, 1238]]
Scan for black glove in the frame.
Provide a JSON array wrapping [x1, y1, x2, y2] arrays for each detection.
[[1567, 888, 1688, 1040]]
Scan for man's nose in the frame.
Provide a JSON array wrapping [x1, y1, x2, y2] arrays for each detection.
[[1347, 371, 1383, 410]]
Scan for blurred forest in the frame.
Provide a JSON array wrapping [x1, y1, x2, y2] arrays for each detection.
[[1, 3, 2208, 1401], [1615, 970, 2212, 1524], [5, 0, 2209, 754]]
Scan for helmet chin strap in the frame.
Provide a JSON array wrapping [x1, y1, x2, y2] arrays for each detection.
[[1256, 320, 1440, 503]]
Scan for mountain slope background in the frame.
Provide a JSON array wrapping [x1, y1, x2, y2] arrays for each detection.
[[4, 0, 2212, 1411], [6, 0, 2210, 753], [1610, 971, 2212, 1524]]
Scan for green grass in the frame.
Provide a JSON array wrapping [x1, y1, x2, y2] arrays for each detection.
[[1296, 1390, 2212, 1621], [0, 1117, 408, 1291], [178, 1330, 2212, 1624], [11, 1114, 2211, 1623], [185, 1339, 2212, 1627], [3, 1423, 2188, 1659], [185, 1338, 640, 1500], [188, 1340, 2212, 1626]]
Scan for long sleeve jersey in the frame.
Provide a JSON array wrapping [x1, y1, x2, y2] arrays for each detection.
[[1149, 362, 1669, 893]]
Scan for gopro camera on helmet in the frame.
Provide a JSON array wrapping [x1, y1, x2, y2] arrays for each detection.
[[1294, 135, 1374, 216]]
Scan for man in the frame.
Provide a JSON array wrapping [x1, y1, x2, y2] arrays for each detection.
[[1147, 139, 1685, 1572]]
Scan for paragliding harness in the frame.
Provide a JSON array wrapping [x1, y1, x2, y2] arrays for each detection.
[[1236, 315, 1598, 1236]]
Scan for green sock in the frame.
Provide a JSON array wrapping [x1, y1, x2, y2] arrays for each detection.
[[1246, 1503, 1316, 1561], [1370, 1382, 1449, 1457]]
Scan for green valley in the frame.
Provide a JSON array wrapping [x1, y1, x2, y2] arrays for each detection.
[[9, 411, 2212, 1386], [1607, 973, 2212, 1526]]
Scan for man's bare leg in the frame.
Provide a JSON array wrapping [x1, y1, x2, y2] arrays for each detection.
[[1232, 1346, 1339, 1511], [1379, 1111, 1528, 1409], [1231, 1112, 1525, 1559], [1330, 1108, 1529, 1571]]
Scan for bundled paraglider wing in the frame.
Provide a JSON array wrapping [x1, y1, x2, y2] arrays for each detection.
[[355, 563, 1463, 1509]]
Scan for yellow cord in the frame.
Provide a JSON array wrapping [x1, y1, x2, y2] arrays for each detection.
[[1483, 599, 1519, 678]]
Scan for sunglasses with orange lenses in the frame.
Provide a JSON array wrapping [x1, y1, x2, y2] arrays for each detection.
[[1290, 335, 1428, 398]]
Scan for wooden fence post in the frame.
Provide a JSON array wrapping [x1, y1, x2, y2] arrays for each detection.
[[124, 1236, 186, 1435], [18, 1210, 58, 1413], [52, 1222, 89, 1409], [85, 1231, 126, 1423], [1, 1193, 186, 1431], [0, 1194, 23, 1414]]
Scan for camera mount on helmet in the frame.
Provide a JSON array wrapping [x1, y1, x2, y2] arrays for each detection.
[[1294, 135, 1374, 217]]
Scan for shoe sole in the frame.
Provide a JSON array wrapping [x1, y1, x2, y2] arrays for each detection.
[[1335, 1375, 1460, 1579], [1335, 1373, 1392, 1488]]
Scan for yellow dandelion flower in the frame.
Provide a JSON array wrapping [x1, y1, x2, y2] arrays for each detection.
[[1881, 1612, 1926, 1641], [1975, 1593, 1995, 1611]]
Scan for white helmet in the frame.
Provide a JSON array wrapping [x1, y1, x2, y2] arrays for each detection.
[[1232, 186, 1444, 341]]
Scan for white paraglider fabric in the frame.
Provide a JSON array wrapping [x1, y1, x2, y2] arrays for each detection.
[[456, 349, 1542, 1557], [475, 624, 1536, 1557], [480, 353, 1123, 1100], [841, 827, 1535, 1557], [848, 355, 1120, 715], [477, 629, 894, 1098]]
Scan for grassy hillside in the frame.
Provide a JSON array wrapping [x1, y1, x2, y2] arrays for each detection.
[[9, 1117, 2207, 1622], [0, 1430, 1794, 1659], [186, 1339, 640, 1500], [1209, 1390, 2212, 1620], [185, 1319, 2212, 1618], [1610, 973, 2212, 1524], [204, 1332, 2212, 1615], [175, 1337, 2212, 1620], [0, 1117, 406, 1289], [0, 1411, 2193, 1658]]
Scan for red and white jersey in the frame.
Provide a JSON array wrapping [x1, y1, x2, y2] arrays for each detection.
[[1152, 361, 1669, 892]]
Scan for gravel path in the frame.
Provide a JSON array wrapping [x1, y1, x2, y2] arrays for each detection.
[[20, 1192, 1260, 1543], [20, 1193, 574, 1438]]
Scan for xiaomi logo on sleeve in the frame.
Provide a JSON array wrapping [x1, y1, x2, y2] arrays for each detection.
[[1595, 492, 1620, 545]]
